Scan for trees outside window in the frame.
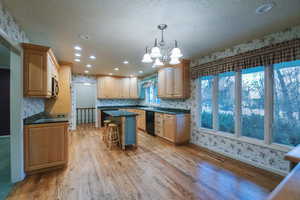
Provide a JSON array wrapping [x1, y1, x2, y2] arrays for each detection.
[[218, 72, 235, 133], [241, 67, 265, 140], [201, 76, 213, 129], [273, 61, 300, 146]]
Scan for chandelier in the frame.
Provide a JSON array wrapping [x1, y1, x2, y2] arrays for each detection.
[[141, 24, 183, 67]]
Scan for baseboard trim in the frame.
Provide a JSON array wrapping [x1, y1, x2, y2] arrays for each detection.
[[189, 143, 287, 177]]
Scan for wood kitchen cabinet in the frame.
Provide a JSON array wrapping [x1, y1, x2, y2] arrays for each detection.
[[155, 113, 190, 144], [157, 59, 190, 99], [45, 62, 72, 115], [22, 43, 59, 98], [97, 76, 139, 99], [24, 122, 69, 174]]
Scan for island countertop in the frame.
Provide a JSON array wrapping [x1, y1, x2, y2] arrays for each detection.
[[103, 110, 139, 117]]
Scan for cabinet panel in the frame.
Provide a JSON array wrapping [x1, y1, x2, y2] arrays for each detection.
[[24, 123, 68, 174], [165, 67, 174, 97], [155, 113, 164, 137], [25, 51, 48, 96], [163, 114, 176, 142], [158, 69, 165, 97], [129, 77, 138, 98], [173, 65, 184, 97], [121, 78, 130, 98]]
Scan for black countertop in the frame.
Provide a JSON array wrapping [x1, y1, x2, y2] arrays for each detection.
[[24, 112, 69, 125], [98, 105, 190, 115], [103, 110, 139, 117]]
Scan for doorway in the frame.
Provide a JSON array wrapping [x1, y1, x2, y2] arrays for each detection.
[[0, 43, 12, 199], [74, 83, 97, 128]]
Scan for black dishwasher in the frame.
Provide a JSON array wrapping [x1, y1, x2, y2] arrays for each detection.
[[146, 111, 155, 136]]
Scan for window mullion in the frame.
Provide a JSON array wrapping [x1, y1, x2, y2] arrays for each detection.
[[197, 78, 202, 128], [212, 76, 219, 130], [235, 71, 241, 137], [264, 65, 273, 145]]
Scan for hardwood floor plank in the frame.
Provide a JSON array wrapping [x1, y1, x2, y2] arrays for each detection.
[[7, 125, 282, 200]]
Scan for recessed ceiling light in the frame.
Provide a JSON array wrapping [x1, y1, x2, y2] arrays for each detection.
[[89, 55, 96, 60], [74, 58, 81, 62], [139, 70, 143, 74], [86, 64, 92, 68], [84, 70, 89, 74], [75, 53, 81, 57], [74, 46, 82, 51], [123, 60, 129, 64], [79, 34, 90, 40], [255, 2, 275, 14], [114, 67, 119, 71], [109, 73, 113, 75]]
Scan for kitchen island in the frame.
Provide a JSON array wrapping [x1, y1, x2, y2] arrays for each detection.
[[103, 110, 138, 150]]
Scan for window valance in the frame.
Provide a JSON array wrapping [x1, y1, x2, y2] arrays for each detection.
[[191, 38, 300, 79]]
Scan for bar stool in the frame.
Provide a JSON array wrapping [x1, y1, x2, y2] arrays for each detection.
[[103, 120, 111, 145], [107, 123, 120, 150]]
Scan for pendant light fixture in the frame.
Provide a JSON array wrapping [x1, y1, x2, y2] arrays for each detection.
[[150, 39, 161, 58], [142, 47, 153, 63], [141, 24, 183, 66]]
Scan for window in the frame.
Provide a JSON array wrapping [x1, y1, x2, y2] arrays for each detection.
[[145, 83, 160, 104], [200, 76, 213, 129], [198, 60, 300, 147], [218, 72, 235, 133], [273, 60, 300, 146], [241, 67, 264, 140]]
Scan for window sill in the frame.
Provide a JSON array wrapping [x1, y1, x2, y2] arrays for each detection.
[[197, 127, 293, 153]]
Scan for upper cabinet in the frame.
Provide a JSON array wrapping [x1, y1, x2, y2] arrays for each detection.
[[158, 59, 190, 99], [22, 43, 59, 98], [97, 76, 139, 99]]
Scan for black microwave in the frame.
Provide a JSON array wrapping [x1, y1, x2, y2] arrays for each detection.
[[51, 77, 59, 97]]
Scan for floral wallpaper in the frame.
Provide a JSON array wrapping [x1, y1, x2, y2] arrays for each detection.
[[0, 2, 45, 119]]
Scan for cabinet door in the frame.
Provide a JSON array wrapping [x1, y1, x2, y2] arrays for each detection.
[[165, 67, 174, 97], [155, 113, 164, 137], [129, 77, 138, 98], [173, 64, 183, 97], [121, 78, 130, 98], [24, 50, 49, 97], [113, 78, 121, 98], [24, 123, 68, 172], [163, 114, 176, 142], [139, 110, 146, 131], [158, 69, 166, 97], [97, 77, 103, 98]]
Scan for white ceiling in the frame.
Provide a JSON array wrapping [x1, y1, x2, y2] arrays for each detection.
[[3, 0, 300, 76]]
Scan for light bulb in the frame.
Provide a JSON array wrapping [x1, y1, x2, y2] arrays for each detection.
[[169, 57, 180, 65], [154, 58, 164, 66], [150, 46, 161, 58], [171, 47, 183, 58], [142, 53, 153, 63]]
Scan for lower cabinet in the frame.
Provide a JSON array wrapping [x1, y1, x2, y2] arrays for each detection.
[[155, 113, 190, 144], [24, 122, 69, 174]]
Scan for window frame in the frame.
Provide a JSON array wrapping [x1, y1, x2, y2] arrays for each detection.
[[197, 63, 297, 151]]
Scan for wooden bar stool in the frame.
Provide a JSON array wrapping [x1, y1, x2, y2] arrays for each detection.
[[103, 120, 111, 145], [107, 123, 120, 150]]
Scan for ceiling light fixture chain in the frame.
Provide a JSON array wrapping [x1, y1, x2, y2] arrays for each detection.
[[141, 24, 183, 67]]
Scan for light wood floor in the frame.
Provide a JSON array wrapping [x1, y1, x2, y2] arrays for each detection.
[[7, 125, 282, 200]]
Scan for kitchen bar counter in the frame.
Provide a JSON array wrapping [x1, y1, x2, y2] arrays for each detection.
[[104, 110, 137, 150], [267, 145, 300, 200], [103, 110, 138, 117], [98, 105, 190, 115], [24, 112, 69, 125]]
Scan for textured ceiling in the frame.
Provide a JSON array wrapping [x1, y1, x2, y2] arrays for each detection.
[[3, 0, 300, 76]]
